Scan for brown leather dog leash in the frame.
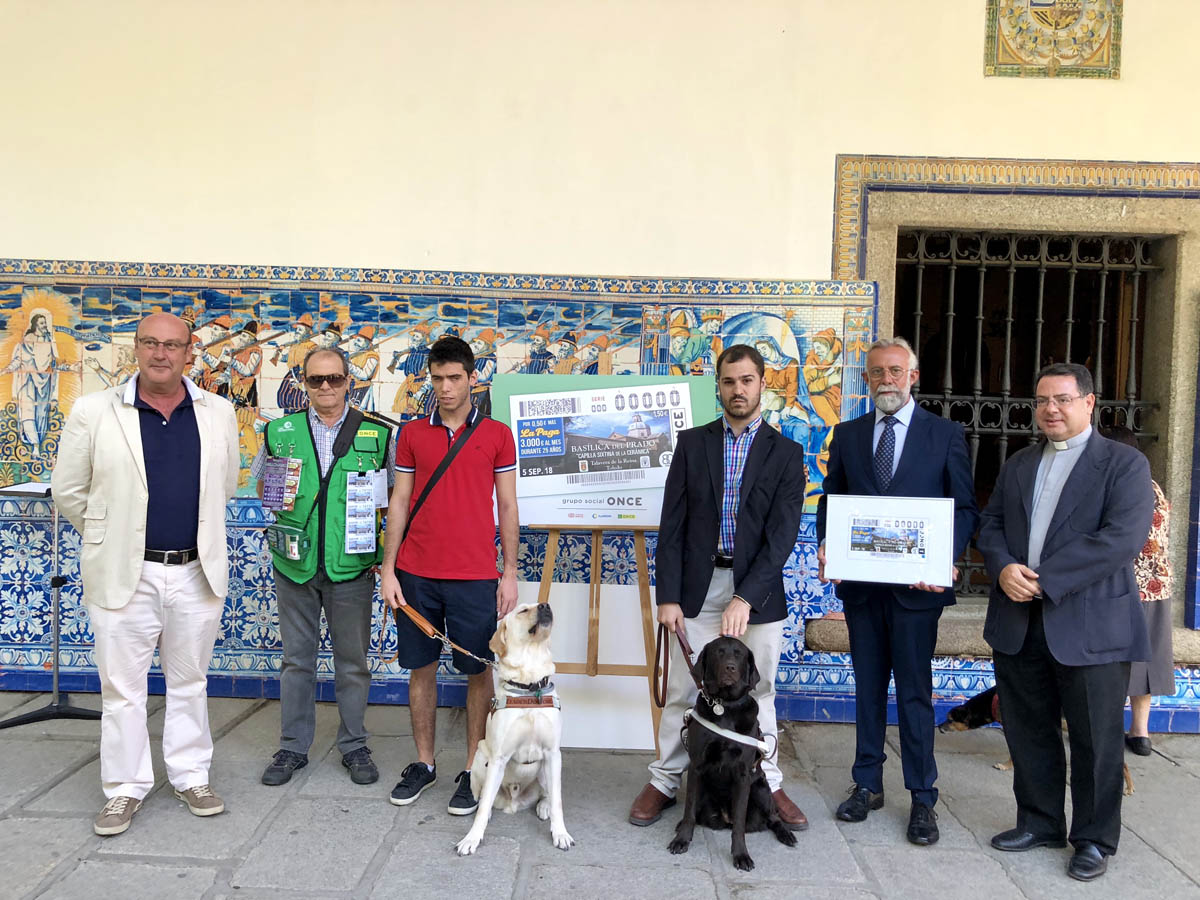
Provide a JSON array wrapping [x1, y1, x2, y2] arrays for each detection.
[[654, 622, 706, 707], [379, 601, 495, 670]]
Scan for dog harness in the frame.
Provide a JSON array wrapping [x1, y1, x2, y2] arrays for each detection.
[[684, 707, 771, 756], [491, 680, 561, 711]]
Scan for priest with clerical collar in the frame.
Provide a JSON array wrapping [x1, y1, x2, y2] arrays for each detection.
[[978, 363, 1155, 883]]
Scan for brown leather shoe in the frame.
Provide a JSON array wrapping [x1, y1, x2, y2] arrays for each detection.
[[773, 788, 809, 831], [628, 783, 676, 826]]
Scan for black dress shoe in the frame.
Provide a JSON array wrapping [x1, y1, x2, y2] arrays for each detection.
[[836, 784, 884, 822], [1125, 734, 1152, 756], [990, 828, 1068, 852], [907, 801, 939, 846], [1068, 842, 1108, 881]]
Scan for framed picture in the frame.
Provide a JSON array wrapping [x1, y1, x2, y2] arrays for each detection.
[[824, 495, 956, 587]]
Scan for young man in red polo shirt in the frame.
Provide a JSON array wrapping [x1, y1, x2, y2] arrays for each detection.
[[380, 336, 519, 815]]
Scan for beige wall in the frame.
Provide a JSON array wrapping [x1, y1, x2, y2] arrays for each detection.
[[2, 0, 1198, 279]]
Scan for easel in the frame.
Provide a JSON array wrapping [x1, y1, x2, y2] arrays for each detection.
[[532, 524, 661, 753], [0, 485, 101, 729]]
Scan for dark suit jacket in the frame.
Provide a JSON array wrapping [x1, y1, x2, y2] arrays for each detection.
[[815, 403, 979, 611], [654, 418, 807, 624], [978, 431, 1153, 667]]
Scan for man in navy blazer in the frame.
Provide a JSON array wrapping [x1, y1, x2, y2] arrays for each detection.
[[629, 344, 809, 831], [816, 337, 978, 846], [978, 363, 1153, 882]]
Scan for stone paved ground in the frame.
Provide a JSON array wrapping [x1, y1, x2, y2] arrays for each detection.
[[1, 690, 1198, 899]]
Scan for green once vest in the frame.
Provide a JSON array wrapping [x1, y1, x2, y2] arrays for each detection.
[[265, 410, 391, 583]]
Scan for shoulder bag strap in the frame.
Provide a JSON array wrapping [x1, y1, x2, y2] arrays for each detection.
[[402, 414, 482, 543]]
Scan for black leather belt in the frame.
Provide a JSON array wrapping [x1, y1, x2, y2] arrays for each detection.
[[713, 554, 734, 569], [144, 548, 199, 565]]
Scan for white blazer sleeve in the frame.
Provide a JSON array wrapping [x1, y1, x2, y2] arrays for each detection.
[[50, 398, 94, 531], [223, 401, 239, 501]]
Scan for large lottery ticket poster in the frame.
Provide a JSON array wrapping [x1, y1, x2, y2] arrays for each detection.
[[492, 374, 719, 526]]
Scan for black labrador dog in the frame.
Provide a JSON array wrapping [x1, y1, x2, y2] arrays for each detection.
[[667, 636, 796, 871]]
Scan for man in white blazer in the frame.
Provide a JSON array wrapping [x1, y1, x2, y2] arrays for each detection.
[[52, 312, 239, 836]]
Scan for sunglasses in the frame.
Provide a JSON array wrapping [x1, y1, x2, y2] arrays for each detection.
[[305, 373, 347, 388]]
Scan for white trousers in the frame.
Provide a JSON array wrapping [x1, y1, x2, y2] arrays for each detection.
[[648, 567, 784, 795], [89, 560, 224, 800]]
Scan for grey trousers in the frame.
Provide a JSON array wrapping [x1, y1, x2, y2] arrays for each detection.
[[273, 567, 374, 756]]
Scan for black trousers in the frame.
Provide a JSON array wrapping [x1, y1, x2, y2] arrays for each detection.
[[993, 600, 1130, 855], [844, 588, 942, 807]]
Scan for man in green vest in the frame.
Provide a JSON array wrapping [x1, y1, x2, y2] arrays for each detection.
[[251, 347, 394, 786]]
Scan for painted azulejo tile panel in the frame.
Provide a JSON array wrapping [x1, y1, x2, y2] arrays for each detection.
[[985, 0, 1121, 79], [0, 258, 875, 710]]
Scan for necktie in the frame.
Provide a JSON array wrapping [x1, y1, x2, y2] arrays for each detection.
[[874, 415, 897, 491]]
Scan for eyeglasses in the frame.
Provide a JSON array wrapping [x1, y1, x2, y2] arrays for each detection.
[[136, 337, 189, 353], [866, 366, 912, 380], [1033, 394, 1084, 409], [305, 373, 347, 388]]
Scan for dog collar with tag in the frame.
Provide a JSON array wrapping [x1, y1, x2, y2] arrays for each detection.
[[503, 675, 550, 693]]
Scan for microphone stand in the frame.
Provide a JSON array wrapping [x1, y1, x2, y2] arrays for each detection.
[[0, 486, 101, 728]]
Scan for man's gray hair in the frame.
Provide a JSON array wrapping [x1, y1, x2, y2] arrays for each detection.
[[867, 336, 918, 371], [303, 346, 350, 378]]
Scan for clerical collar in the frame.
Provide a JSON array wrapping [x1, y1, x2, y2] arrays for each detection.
[[1049, 425, 1091, 452]]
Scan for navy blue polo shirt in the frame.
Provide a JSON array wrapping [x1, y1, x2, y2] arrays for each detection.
[[135, 382, 202, 551]]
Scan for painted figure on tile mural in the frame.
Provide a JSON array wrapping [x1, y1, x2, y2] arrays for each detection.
[[181, 306, 203, 360], [347, 325, 379, 411], [193, 315, 234, 389], [273, 314, 318, 413], [581, 335, 614, 375], [270, 313, 316, 368], [1, 311, 74, 458], [552, 332, 582, 375], [520, 326, 554, 375], [84, 344, 138, 388], [218, 321, 264, 485], [667, 310, 703, 376], [804, 328, 843, 427], [754, 336, 807, 430], [390, 321, 435, 416], [469, 328, 502, 415], [686, 309, 724, 376], [216, 321, 262, 409], [315, 321, 343, 351]]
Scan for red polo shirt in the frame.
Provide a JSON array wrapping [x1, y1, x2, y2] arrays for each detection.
[[394, 406, 516, 580]]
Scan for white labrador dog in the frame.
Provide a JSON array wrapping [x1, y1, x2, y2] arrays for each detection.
[[455, 602, 573, 855]]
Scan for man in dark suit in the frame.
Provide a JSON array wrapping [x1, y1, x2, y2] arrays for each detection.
[[629, 344, 809, 830], [978, 363, 1153, 882], [816, 337, 978, 846]]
